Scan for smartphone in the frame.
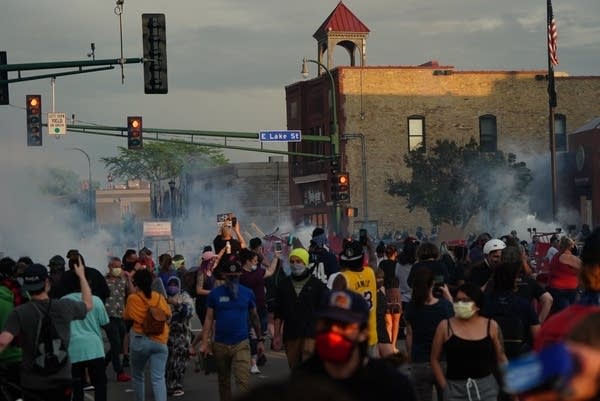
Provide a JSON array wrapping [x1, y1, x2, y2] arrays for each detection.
[[217, 213, 230, 227], [274, 241, 283, 252]]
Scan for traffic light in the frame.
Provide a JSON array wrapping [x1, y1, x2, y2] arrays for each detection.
[[142, 13, 168, 94], [345, 207, 358, 217], [0, 51, 8, 105], [331, 172, 350, 202], [26, 95, 42, 146], [127, 116, 143, 150]]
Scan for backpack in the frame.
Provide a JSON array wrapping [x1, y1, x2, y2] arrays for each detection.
[[32, 300, 68, 374], [491, 297, 526, 359], [138, 293, 167, 336], [181, 269, 198, 298]]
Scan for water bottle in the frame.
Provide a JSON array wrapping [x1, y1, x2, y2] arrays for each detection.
[[226, 241, 231, 254], [502, 342, 579, 395]]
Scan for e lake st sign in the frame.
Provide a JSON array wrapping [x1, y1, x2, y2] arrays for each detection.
[[259, 130, 301, 142]]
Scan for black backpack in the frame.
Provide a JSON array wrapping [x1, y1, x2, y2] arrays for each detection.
[[491, 297, 526, 359], [32, 300, 68, 374]]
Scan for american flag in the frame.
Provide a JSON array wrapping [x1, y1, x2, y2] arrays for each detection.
[[547, 0, 559, 66]]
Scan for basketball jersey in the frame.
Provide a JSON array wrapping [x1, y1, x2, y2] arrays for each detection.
[[342, 267, 378, 345]]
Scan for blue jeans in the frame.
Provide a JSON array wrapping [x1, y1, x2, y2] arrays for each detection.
[[130, 333, 168, 401]]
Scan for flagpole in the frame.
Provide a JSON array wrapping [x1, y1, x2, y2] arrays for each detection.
[[547, 0, 558, 221]]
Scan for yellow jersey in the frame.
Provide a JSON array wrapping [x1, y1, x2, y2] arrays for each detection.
[[341, 267, 378, 346]]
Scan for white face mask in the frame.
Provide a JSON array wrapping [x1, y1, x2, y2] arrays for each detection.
[[250, 264, 258, 271], [453, 301, 476, 319], [110, 268, 122, 277], [290, 263, 307, 276]]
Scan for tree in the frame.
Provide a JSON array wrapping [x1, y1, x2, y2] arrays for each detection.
[[36, 167, 82, 197], [386, 138, 533, 228], [101, 141, 228, 182]]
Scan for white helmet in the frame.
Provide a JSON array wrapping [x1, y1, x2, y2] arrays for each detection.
[[483, 239, 506, 255]]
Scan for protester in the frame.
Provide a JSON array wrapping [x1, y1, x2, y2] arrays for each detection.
[[123, 269, 171, 401], [467, 238, 506, 288], [431, 283, 507, 401], [547, 236, 581, 314], [199, 253, 265, 401], [238, 248, 280, 374], [407, 242, 449, 289], [378, 244, 401, 351], [103, 257, 131, 382], [53, 250, 110, 302], [0, 260, 92, 401], [272, 247, 328, 368], [332, 240, 378, 354], [293, 289, 417, 401], [62, 277, 110, 401], [308, 227, 340, 285], [405, 269, 453, 401], [165, 276, 194, 397], [48, 255, 67, 299], [0, 257, 22, 400], [213, 215, 246, 254], [374, 268, 394, 357]]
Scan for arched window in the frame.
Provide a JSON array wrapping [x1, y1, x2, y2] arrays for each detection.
[[408, 115, 425, 151], [479, 114, 497, 152], [555, 114, 567, 152]]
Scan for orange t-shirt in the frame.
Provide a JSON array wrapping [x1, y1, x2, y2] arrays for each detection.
[[123, 291, 171, 344]]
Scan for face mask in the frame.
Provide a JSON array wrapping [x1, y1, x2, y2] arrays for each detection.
[[290, 263, 307, 276], [315, 331, 355, 364], [453, 301, 476, 319], [167, 285, 179, 296], [250, 264, 258, 271], [110, 268, 122, 277]]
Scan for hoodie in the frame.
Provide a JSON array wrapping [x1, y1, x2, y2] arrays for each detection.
[[0, 285, 22, 363]]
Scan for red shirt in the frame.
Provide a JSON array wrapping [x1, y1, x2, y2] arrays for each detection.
[[548, 252, 579, 290]]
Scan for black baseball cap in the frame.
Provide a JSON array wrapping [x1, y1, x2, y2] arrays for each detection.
[[317, 290, 369, 324], [22, 263, 49, 292]]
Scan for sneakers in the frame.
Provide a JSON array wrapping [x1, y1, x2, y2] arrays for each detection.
[[83, 383, 95, 391], [122, 355, 130, 368], [117, 372, 132, 382], [250, 364, 261, 375], [173, 390, 185, 397]]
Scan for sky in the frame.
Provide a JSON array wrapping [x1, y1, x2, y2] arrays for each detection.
[[1, 0, 598, 264]]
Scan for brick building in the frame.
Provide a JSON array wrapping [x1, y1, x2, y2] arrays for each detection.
[[285, 1, 600, 236]]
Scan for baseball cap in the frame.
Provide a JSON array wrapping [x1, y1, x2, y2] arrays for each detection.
[[339, 240, 364, 268], [317, 290, 369, 324], [22, 263, 49, 292]]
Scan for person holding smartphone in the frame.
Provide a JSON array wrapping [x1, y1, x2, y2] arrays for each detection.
[[213, 214, 246, 254]]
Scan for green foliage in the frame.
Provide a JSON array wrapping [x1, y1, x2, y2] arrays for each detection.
[[37, 167, 82, 197], [101, 141, 228, 182], [386, 138, 533, 228]]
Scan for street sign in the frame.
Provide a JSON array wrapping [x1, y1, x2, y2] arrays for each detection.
[[259, 130, 301, 142], [47, 112, 67, 135]]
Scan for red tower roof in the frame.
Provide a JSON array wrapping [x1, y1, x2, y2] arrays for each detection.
[[313, 1, 370, 39]]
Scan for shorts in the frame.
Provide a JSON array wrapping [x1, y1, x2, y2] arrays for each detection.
[[386, 288, 402, 314]]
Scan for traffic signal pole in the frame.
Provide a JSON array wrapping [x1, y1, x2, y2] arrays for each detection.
[[54, 122, 334, 159], [0, 57, 143, 84]]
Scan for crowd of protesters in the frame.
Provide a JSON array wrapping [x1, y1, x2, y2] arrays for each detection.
[[0, 218, 599, 401]]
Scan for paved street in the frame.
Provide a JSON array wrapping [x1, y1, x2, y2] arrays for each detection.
[[105, 347, 290, 401]]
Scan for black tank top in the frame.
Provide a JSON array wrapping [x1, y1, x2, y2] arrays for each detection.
[[444, 318, 496, 380]]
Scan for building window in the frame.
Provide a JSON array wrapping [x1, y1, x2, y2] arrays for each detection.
[[555, 114, 567, 152], [479, 114, 497, 152], [408, 115, 425, 151]]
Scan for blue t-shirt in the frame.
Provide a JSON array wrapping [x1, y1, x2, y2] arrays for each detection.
[[404, 298, 454, 363], [206, 284, 256, 345]]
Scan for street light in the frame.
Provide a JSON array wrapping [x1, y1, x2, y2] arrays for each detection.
[[301, 58, 341, 234], [68, 147, 93, 228]]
